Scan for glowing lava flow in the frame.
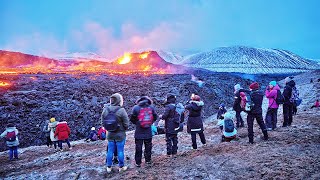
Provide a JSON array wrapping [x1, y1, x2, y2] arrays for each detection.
[[0, 81, 10, 87], [118, 53, 132, 64], [139, 52, 150, 59]]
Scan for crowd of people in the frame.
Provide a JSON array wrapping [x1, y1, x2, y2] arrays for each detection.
[[1, 76, 317, 173]]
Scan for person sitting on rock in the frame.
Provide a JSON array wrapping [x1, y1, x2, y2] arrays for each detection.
[[217, 112, 237, 142], [0, 121, 19, 161], [54, 120, 71, 151], [311, 99, 319, 109], [97, 126, 107, 140], [86, 127, 98, 141], [186, 94, 207, 149], [217, 103, 227, 120], [48, 117, 58, 150]]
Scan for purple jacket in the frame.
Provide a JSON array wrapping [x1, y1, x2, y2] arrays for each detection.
[[265, 85, 280, 108]]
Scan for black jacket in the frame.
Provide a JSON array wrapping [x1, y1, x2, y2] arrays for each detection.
[[130, 97, 157, 139], [87, 130, 98, 141], [162, 97, 180, 134], [233, 89, 249, 112], [283, 80, 295, 105], [185, 101, 204, 133], [249, 90, 264, 114]]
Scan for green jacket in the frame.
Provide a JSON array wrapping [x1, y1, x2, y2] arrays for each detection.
[[1, 127, 20, 147], [100, 93, 129, 141]]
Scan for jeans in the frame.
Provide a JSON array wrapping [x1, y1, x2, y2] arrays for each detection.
[[235, 111, 244, 127], [135, 138, 152, 165], [58, 139, 71, 149], [191, 131, 206, 149], [247, 113, 268, 143], [106, 139, 125, 167], [165, 133, 178, 155], [265, 108, 278, 129], [9, 146, 18, 160], [283, 103, 293, 126]]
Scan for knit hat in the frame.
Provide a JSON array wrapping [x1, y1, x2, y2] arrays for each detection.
[[91, 127, 95, 131], [224, 112, 233, 120], [191, 94, 201, 101], [50, 118, 56, 123], [220, 103, 225, 108], [269, 81, 277, 87], [163, 93, 176, 104], [284, 77, 293, 84], [249, 82, 259, 90], [234, 84, 241, 92]]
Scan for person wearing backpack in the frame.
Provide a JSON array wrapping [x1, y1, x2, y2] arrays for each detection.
[[161, 93, 183, 156], [42, 120, 52, 148], [185, 94, 206, 149], [217, 103, 227, 120], [0, 121, 19, 161], [233, 84, 245, 128], [130, 96, 158, 167], [217, 112, 237, 142], [283, 77, 296, 127], [265, 81, 281, 131], [48, 117, 58, 150], [97, 126, 107, 140], [86, 127, 98, 141], [100, 93, 129, 173], [54, 120, 71, 151], [247, 82, 268, 144]]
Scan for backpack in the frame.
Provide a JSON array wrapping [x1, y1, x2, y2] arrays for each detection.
[[6, 131, 16, 142], [290, 87, 302, 106], [275, 90, 285, 105], [103, 107, 121, 132], [243, 92, 254, 112], [100, 131, 106, 140], [138, 107, 154, 128], [173, 103, 185, 132], [92, 133, 98, 141], [224, 119, 235, 133]]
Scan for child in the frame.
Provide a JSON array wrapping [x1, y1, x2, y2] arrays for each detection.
[[217, 112, 237, 142], [0, 122, 19, 160], [86, 127, 98, 141], [240, 92, 247, 110], [217, 103, 227, 120], [54, 120, 71, 151], [97, 126, 107, 140]]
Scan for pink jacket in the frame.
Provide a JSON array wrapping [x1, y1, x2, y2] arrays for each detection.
[[265, 85, 280, 108]]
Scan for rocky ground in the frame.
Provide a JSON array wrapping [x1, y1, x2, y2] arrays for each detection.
[[0, 70, 319, 179], [0, 70, 286, 151]]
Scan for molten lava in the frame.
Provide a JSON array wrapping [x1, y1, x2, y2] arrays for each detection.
[[118, 53, 132, 64], [139, 52, 150, 59], [0, 81, 10, 87]]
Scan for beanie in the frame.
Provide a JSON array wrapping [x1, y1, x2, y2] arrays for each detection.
[[50, 118, 56, 123], [249, 82, 259, 90], [191, 94, 201, 101], [220, 103, 225, 108], [269, 81, 277, 86], [91, 127, 95, 131]]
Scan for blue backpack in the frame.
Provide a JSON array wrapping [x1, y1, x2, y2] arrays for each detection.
[[100, 131, 106, 140]]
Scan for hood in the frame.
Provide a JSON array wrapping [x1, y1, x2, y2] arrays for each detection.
[[272, 84, 280, 91], [164, 94, 176, 104], [287, 80, 295, 87], [110, 93, 124, 106], [57, 121, 67, 125], [190, 100, 204, 107], [136, 96, 153, 106]]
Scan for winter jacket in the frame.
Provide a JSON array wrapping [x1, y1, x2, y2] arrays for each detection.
[[48, 121, 58, 141], [265, 84, 280, 108], [162, 96, 182, 134], [283, 80, 295, 105], [217, 107, 227, 119], [97, 127, 107, 140], [0, 127, 19, 147], [100, 93, 129, 142], [217, 119, 237, 137], [130, 96, 158, 139], [54, 121, 71, 141], [186, 101, 204, 133], [249, 90, 264, 114], [233, 89, 249, 112], [87, 130, 98, 141], [42, 125, 50, 137]]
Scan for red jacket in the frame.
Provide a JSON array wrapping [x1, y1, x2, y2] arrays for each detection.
[[54, 122, 70, 140], [97, 127, 106, 139]]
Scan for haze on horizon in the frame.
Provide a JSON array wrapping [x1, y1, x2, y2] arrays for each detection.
[[0, 0, 319, 60]]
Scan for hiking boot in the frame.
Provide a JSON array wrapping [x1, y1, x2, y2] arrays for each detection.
[[119, 166, 128, 173], [135, 163, 141, 168], [146, 161, 152, 165], [106, 166, 112, 173], [263, 130, 269, 140]]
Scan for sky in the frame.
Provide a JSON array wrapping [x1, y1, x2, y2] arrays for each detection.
[[0, 0, 319, 60]]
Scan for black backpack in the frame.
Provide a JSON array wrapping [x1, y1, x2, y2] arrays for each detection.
[[275, 90, 284, 105], [224, 119, 235, 133], [103, 107, 121, 132]]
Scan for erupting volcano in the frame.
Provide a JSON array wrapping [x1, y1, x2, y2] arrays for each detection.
[[0, 50, 186, 75]]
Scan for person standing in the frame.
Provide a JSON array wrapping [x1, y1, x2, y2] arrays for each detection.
[[246, 82, 268, 144], [0, 121, 19, 161], [265, 81, 280, 130], [54, 120, 71, 151], [283, 77, 296, 127], [43, 121, 52, 147], [130, 96, 158, 167], [101, 93, 129, 173], [48, 118, 58, 150], [186, 94, 206, 149], [233, 84, 245, 128]]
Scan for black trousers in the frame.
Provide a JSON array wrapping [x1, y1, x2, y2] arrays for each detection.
[[283, 103, 293, 126], [165, 133, 178, 155], [247, 113, 267, 143], [191, 131, 206, 149], [58, 139, 71, 149], [46, 136, 52, 147], [135, 138, 152, 165], [235, 111, 244, 127]]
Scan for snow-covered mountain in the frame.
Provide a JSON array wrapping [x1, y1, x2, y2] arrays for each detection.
[[55, 52, 110, 62], [176, 46, 320, 74], [157, 50, 184, 64]]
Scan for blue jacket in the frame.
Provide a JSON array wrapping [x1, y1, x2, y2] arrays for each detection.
[[87, 130, 98, 141], [130, 97, 158, 139]]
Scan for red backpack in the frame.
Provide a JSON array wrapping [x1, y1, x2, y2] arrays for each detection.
[[138, 107, 154, 128], [6, 131, 16, 142]]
